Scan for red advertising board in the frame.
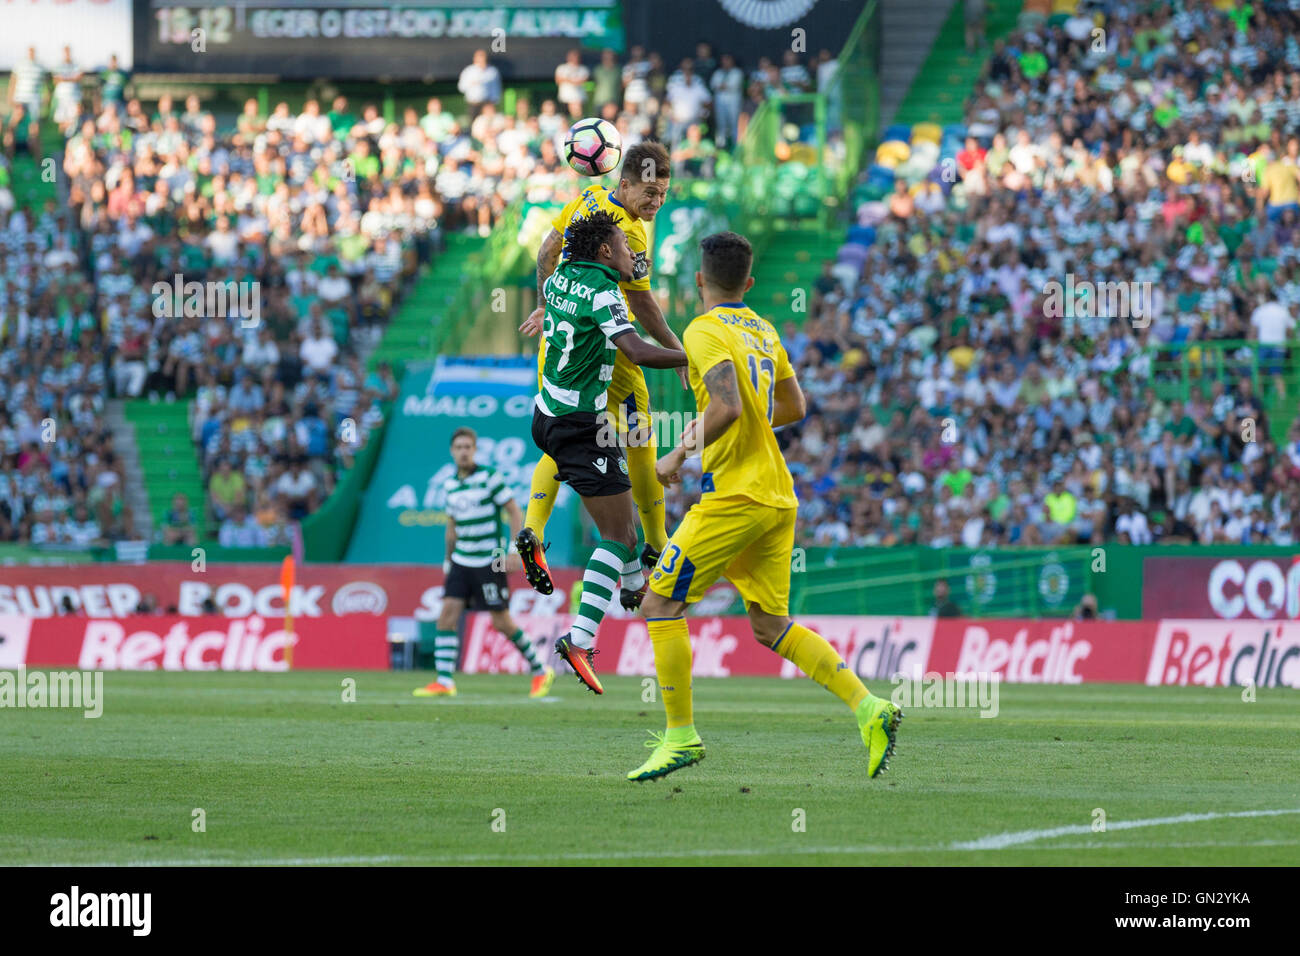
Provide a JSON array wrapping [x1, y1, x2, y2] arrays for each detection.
[[1143, 556, 1300, 620], [3, 559, 1295, 686], [1146, 619, 1300, 688], [9, 615, 389, 671], [463, 614, 938, 680], [926, 619, 1155, 684]]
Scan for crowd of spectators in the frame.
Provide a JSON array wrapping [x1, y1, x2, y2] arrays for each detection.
[[0, 196, 134, 548], [666, 0, 1300, 550], [460, 43, 840, 178], [1, 35, 829, 549], [0, 45, 137, 547]]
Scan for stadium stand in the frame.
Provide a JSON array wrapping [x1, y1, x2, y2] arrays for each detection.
[[0, 36, 830, 550], [662, 0, 1300, 552]]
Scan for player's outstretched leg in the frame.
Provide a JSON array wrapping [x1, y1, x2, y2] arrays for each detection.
[[515, 527, 554, 595], [619, 551, 648, 610], [524, 455, 562, 539], [517, 457, 561, 594], [626, 440, 668, 555], [490, 611, 554, 698], [626, 613, 704, 781], [554, 538, 633, 694], [413, 626, 460, 697], [612, 372, 668, 557], [758, 612, 902, 778]]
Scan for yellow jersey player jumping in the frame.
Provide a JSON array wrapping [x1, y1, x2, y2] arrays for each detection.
[[628, 231, 904, 783], [515, 141, 686, 597]]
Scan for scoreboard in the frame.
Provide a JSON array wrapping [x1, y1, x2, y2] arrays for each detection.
[[135, 0, 624, 79]]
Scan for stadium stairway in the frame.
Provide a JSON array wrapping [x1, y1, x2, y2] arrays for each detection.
[[369, 231, 486, 370], [878, 0, 957, 128], [751, 227, 849, 323], [890, 0, 1022, 128], [106, 401, 154, 542], [125, 399, 206, 537]]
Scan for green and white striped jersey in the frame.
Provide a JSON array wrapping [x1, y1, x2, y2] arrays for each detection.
[[443, 466, 514, 569], [535, 259, 635, 417], [10, 58, 45, 107]]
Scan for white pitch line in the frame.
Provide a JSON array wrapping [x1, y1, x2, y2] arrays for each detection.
[[1012, 839, 1300, 851], [20, 810, 1300, 866], [951, 808, 1300, 851]]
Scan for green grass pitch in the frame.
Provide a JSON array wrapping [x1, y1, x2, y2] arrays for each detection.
[[3, 671, 1299, 866]]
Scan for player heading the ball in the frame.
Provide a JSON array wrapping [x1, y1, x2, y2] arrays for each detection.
[[527, 210, 686, 695]]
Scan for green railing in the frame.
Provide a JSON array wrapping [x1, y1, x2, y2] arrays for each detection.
[[1116, 338, 1300, 444], [792, 548, 1096, 618], [823, 0, 881, 217]]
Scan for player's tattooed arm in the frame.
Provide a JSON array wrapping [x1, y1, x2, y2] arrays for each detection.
[[536, 228, 563, 299], [521, 229, 565, 336], [702, 360, 742, 414], [658, 360, 740, 484]]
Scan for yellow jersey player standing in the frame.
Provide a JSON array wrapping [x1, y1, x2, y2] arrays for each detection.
[[628, 231, 903, 783], [515, 141, 685, 597]]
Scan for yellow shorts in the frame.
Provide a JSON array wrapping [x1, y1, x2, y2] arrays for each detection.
[[537, 341, 651, 437], [649, 495, 796, 615]]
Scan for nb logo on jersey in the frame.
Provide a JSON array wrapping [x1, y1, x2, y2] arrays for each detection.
[[593, 458, 608, 474], [531, 492, 548, 500]]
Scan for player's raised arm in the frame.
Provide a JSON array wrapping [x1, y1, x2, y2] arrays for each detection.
[[536, 227, 563, 300], [657, 357, 740, 486], [521, 227, 565, 336]]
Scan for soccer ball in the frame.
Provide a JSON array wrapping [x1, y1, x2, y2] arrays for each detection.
[[564, 118, 622, 176]]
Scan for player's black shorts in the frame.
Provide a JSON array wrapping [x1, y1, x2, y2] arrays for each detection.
[[445, 560, 509, 611], [531, 408, 631, 498]]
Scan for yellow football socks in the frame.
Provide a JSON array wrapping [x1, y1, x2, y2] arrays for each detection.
[[647, 617, 694, 731], [524, 455, 561, 538], [626, 440, 668, 553], [773, 622, 870, 710]]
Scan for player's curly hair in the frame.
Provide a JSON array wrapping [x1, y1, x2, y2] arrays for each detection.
[[564, 210, 624, 264]]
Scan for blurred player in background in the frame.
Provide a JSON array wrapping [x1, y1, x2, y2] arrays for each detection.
[[629, 232, 903, 781], [516, 141, 686, 596], [414, 427, 554, 699], [526, 211, 687, 694]]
